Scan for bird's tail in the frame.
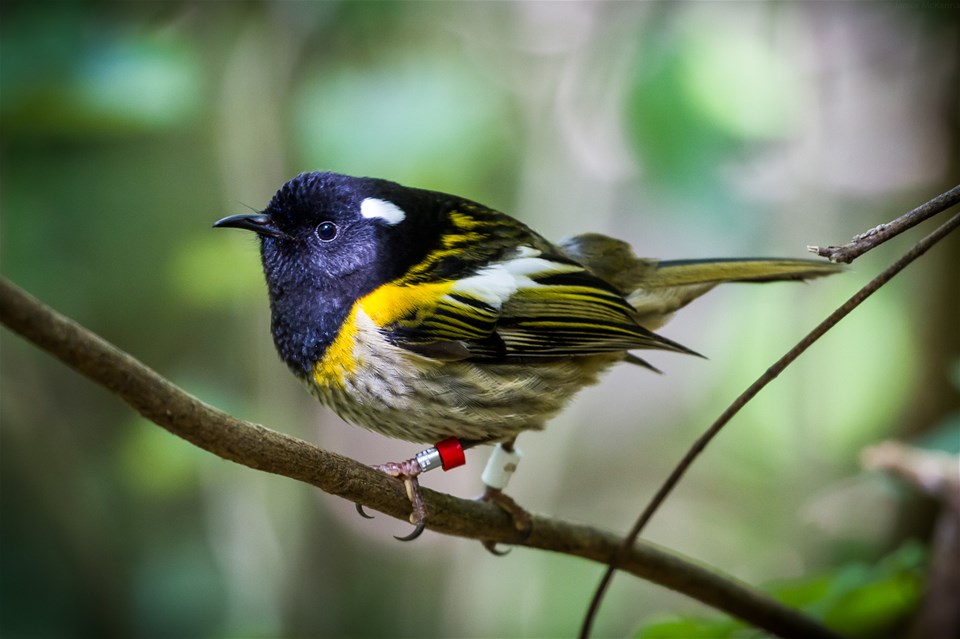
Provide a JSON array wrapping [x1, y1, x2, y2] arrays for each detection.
[[558, 233, 842, 331]]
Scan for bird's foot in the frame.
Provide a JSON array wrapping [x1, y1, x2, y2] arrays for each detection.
[[477, 441, 530, 555], [372, 458, 427, 541], [477, 485, 533, 555], [354, 438, 468, 542]]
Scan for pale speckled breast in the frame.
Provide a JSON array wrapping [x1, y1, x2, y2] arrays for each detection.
[[307, 308, 624, 444]]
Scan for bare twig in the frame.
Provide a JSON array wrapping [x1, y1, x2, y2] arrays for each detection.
[[809, 184, 960, 263], [863, 442, 960, 639], [862, 442, 960, 506], [581, 207, 960, 639], [0, 275, 839, 639]]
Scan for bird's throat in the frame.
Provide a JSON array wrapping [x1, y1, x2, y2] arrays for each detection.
[[267, 280, 356, 379]]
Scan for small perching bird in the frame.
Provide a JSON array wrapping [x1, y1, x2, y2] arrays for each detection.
[[215, 172, 840, 540]]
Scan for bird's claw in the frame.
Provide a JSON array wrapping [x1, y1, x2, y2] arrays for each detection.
[[482, 540, 512, 556], [477, 486, 533, 556], [355, 503, 375, 519], [394, 519, 426, 542], [354, 495, 425, 541], [363, 459, 427, 542]]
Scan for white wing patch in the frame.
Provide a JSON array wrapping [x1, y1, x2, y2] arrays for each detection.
[[512, 245, 541, 259], [451, 264, 517, 308], [504, 255, 579, 278], [503, 254, 583, 291], [449, 249, 585, 307], [360, 198, 406, 225]]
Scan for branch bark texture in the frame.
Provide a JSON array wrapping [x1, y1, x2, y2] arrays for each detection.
[[810, 183, 960, 263], [0, 276, 838, 639]]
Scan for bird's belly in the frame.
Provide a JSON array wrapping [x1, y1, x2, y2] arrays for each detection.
[[306, 308, 622, 443]]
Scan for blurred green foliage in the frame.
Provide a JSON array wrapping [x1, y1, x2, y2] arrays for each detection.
[[293, 56, 518, 193], [636, 541, 926, 638], [2, 1, 957, 638]]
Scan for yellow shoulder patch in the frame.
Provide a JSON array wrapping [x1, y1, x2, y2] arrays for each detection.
[[313, 305, 360, 389], [359, 281, 455, 327]]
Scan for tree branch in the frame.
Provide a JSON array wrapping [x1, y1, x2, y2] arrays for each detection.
[[809, 184, 960, 263], [0, 275, 838, 639], [581, 193, 960, 637]]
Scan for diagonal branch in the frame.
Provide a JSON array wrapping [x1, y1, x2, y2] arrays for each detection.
[[0, 275, 838, 639], [581, 192, 960, 637], [809, 184, 960, 263]]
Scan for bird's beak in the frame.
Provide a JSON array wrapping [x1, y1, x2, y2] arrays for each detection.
[[213, 213, 291, 240]]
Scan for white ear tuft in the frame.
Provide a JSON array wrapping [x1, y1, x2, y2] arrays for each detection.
[[360, 198, 406, 225]]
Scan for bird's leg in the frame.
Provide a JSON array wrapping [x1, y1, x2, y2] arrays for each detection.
[[478, 438, 532, 554], [357, 437, 467, 541], [372, 458, 427, 541]]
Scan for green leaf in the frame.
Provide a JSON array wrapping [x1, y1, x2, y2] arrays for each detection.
[[635, 617, 743, 639], [633, 542, 926, 638]]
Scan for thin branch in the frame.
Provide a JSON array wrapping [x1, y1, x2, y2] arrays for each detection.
[[581, 207, 960, 638], [863, 442, 960, 639], [861, 442, 960, 507], [0, 275, 838, 639], [809, 184, 960, 263]]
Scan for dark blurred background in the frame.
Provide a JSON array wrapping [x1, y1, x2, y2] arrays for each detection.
[[2, 1, 958, 637]]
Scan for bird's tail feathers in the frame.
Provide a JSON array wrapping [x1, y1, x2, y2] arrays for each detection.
[[557, 233, 842, 331], [650, 257, 841, 287], [629, 257, 841, 330]]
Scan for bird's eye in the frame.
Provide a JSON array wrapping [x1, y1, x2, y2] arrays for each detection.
[[316, 221, 338, 242]]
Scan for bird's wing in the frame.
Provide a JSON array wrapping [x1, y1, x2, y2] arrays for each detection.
[[492, 249, 695, 358], [359, 244, 695, 363]]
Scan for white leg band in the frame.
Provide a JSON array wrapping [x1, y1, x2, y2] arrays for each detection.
[[481, 443, 522, 491]]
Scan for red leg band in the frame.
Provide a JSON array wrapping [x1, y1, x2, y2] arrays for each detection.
[[436, 437, 466, 471]]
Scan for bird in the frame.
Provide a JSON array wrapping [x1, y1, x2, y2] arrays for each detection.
[[214, 171, 840, 542]]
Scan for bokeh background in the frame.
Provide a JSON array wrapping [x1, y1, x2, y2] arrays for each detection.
[[2, 1, 958, 637]]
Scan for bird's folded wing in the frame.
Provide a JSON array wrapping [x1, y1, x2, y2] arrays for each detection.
[[361, 247, 694, 362]]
